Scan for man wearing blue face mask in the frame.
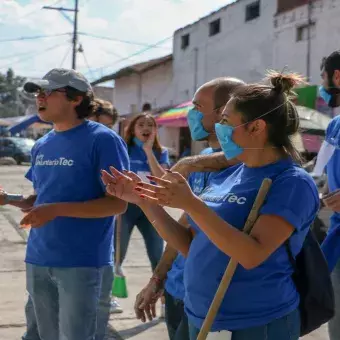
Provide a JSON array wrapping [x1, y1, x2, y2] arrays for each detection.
[[314, 50, 340, 340], [133, 77, 245, 340], [319, 51, 340, 109]]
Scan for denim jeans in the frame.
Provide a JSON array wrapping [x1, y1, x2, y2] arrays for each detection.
[[164, 290, 189, 340], [329, 259, 340, 340], [188, 309, 300, 340], [117, 204, 164, 271], [23, 264, 113, 340]]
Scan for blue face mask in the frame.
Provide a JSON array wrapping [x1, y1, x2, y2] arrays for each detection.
[[187, 109, 209, 141], [319, 86, 332, 106], [133, 137, 144, 147], [215, 123, 244, 160]]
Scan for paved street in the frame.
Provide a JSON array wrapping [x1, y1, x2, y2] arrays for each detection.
[[0, 166, 329, 339]]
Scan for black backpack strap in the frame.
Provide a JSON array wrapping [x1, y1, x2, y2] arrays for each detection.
[[285, 239, 298, 272]]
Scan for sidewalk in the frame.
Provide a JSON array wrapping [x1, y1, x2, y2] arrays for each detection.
[[0, 206, 329, 340], [0, 205, 172, 340]]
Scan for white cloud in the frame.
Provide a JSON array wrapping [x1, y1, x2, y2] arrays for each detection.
[[0, 0, 234, 81]]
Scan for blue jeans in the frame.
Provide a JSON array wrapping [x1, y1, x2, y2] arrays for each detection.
[[329, 259, 340, 340], [188, 309, 300, 340], [118, 204, 164, 271], [22, 264, 113, 340], [164, 290, 189, 340]]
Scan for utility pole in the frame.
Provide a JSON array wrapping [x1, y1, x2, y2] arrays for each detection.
[[43, 0, 79, 69], [193, 47, 199, 95], [306, 0, 313, 82]]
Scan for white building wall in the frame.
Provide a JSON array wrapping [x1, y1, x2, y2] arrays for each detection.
[[113, 61, 173, 116], [273, 0, 340, 85], [93, 86, 114, 104], [172, 0, 277, 103], [113, 74, 140, 116], [158, 126, 180, 155]]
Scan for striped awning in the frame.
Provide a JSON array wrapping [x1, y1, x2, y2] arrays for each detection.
[[156, 101, 193, 127]]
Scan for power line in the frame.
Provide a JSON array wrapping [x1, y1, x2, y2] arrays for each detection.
[[89, 35, 173, 76], [43, 0, 79, 69], [80, 48, 95, 80], [0, 0, 62, 27], [79, 32, 171, 49], [0, 32, 71, 43], [0, 42, 67, 70], [0, 49, 40, 61], [60, 46, 72, 68]]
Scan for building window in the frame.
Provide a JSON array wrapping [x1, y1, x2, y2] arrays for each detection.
[[209, 18, 221, 36], [296, 22, 316, 42], [245, 1, 260, 22], [181, 34, 190, 49]]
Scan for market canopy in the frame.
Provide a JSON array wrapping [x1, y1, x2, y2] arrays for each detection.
[[156, 101, 193, 127]]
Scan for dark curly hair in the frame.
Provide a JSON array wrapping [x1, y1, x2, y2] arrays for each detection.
[[64, 86, 95, 119]]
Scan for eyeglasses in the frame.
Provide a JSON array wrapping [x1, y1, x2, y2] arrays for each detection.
[[34, 88, 66, 98]]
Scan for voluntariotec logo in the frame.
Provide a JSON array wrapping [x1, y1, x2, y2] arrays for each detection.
[[35, 154, 74, 167]]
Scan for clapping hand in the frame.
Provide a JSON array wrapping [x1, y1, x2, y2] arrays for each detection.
[[101, 167, 143, 205], [135, 170, 196, 210]]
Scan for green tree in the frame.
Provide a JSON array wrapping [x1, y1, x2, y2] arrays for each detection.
[[0, 68, 26, 118]]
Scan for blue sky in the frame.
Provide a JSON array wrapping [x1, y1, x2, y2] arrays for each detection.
[[0, 0, 234, 84]]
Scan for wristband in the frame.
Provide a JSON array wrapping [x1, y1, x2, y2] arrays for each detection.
[[4, 193, 24, 204], [150, 275, 163, 286]]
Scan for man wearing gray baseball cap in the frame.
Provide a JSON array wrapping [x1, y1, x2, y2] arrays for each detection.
[[1, 68, 130, 340]]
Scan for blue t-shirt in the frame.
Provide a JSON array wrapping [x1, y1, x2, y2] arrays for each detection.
[[128, 143, 169, 182], [165, 147, 219, 300], [320, 115, 340, 271], [25, 120, 129, 267], [184, 158, 319, 331], [325, 115, 340, 230]]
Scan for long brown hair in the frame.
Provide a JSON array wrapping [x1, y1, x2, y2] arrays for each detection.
[[124, 113, 163, 154]]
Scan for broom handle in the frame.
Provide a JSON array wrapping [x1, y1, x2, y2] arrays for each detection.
[[115, 215, 122, 267], [197, 178, 273, 340]]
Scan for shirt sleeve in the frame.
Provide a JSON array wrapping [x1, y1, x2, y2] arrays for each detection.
[[159, 148, 170, 167], [325, 116, 340, 146], [260, 174, 319, 232], [94, 131, 130, 192], [25, 144, 37, 183]]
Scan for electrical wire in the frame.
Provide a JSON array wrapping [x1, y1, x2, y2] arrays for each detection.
[[80, 49, 95, 80], [0, 49, 41, 61], [79, 32, 171, 49], [0, 0, 62, 27], [89, 35, 173, 76], [60, 46, 72, 68], [0, 42, 67, 69], [0, 32, 71, 43]]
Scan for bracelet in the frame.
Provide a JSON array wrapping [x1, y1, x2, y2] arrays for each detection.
[[150, 275, 163, 286], [4, 193, 24, 204]]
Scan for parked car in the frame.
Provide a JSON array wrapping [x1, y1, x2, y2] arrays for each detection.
[[0, 137, 35, 164]]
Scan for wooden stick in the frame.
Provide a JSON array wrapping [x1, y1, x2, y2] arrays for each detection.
[[115, 215, 122, 268], [197, 178, 273, 340]]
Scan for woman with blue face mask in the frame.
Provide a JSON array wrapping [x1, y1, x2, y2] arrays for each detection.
[[114, 113, 169, 313], [119, 113, 169, 269], [102, 72, 319, 340]]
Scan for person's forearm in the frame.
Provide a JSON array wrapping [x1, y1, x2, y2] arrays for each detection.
[[145, 150, 167, 178], [140, 203, 192, 256], [185, 196, 269, 269], [171, 152, 239, 178], [7, 194, 37, 210], [53, 196, 127, 218], [152, 244, 179, 282]]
